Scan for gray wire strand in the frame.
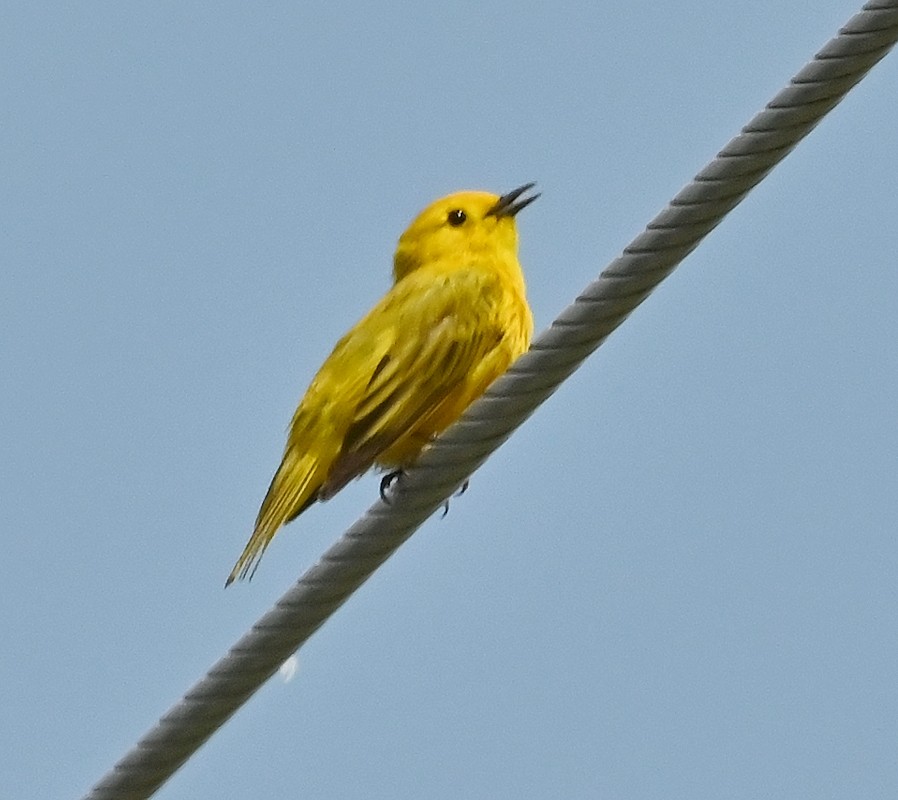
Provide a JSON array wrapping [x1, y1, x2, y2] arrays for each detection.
[[81, 3, 898, 798]]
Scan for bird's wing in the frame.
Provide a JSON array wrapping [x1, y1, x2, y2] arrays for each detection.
[[228, 266, 522, 584], [310, 267, 514, 499]]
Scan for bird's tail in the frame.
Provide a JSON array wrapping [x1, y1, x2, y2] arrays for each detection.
[[226, 447, 324, 586]]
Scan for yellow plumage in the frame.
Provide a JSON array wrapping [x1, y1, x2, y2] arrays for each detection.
[[227, 184, 537, 584]]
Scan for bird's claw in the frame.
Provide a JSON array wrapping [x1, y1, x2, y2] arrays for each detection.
[[379, 469, 404, 503], [440, 478, 470, 518]]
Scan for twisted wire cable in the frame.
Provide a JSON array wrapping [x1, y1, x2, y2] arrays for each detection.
[[82, 3, 898, 798]]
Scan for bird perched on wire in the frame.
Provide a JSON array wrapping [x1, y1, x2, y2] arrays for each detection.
[[227, 183, 538, 585]]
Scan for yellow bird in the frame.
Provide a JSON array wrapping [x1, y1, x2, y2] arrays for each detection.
[[227, 184, 538, 585]]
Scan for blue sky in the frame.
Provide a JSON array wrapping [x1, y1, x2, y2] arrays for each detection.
[[3, 3, 897, 798]]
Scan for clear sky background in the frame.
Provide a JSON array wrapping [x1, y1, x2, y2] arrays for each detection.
[[3, 3, 897, 798]]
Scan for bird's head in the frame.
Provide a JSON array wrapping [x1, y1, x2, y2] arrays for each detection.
[[393, 183, 539, 282]]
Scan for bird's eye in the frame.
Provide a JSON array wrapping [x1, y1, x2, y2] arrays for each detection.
[[447, 209, 467, 227]]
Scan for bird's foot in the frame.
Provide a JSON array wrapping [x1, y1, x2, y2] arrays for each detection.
[[379, 469, 404, 503], [440, 478, 470, 518]]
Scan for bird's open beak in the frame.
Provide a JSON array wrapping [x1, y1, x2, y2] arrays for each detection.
[[487, 182, 540, 218]]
